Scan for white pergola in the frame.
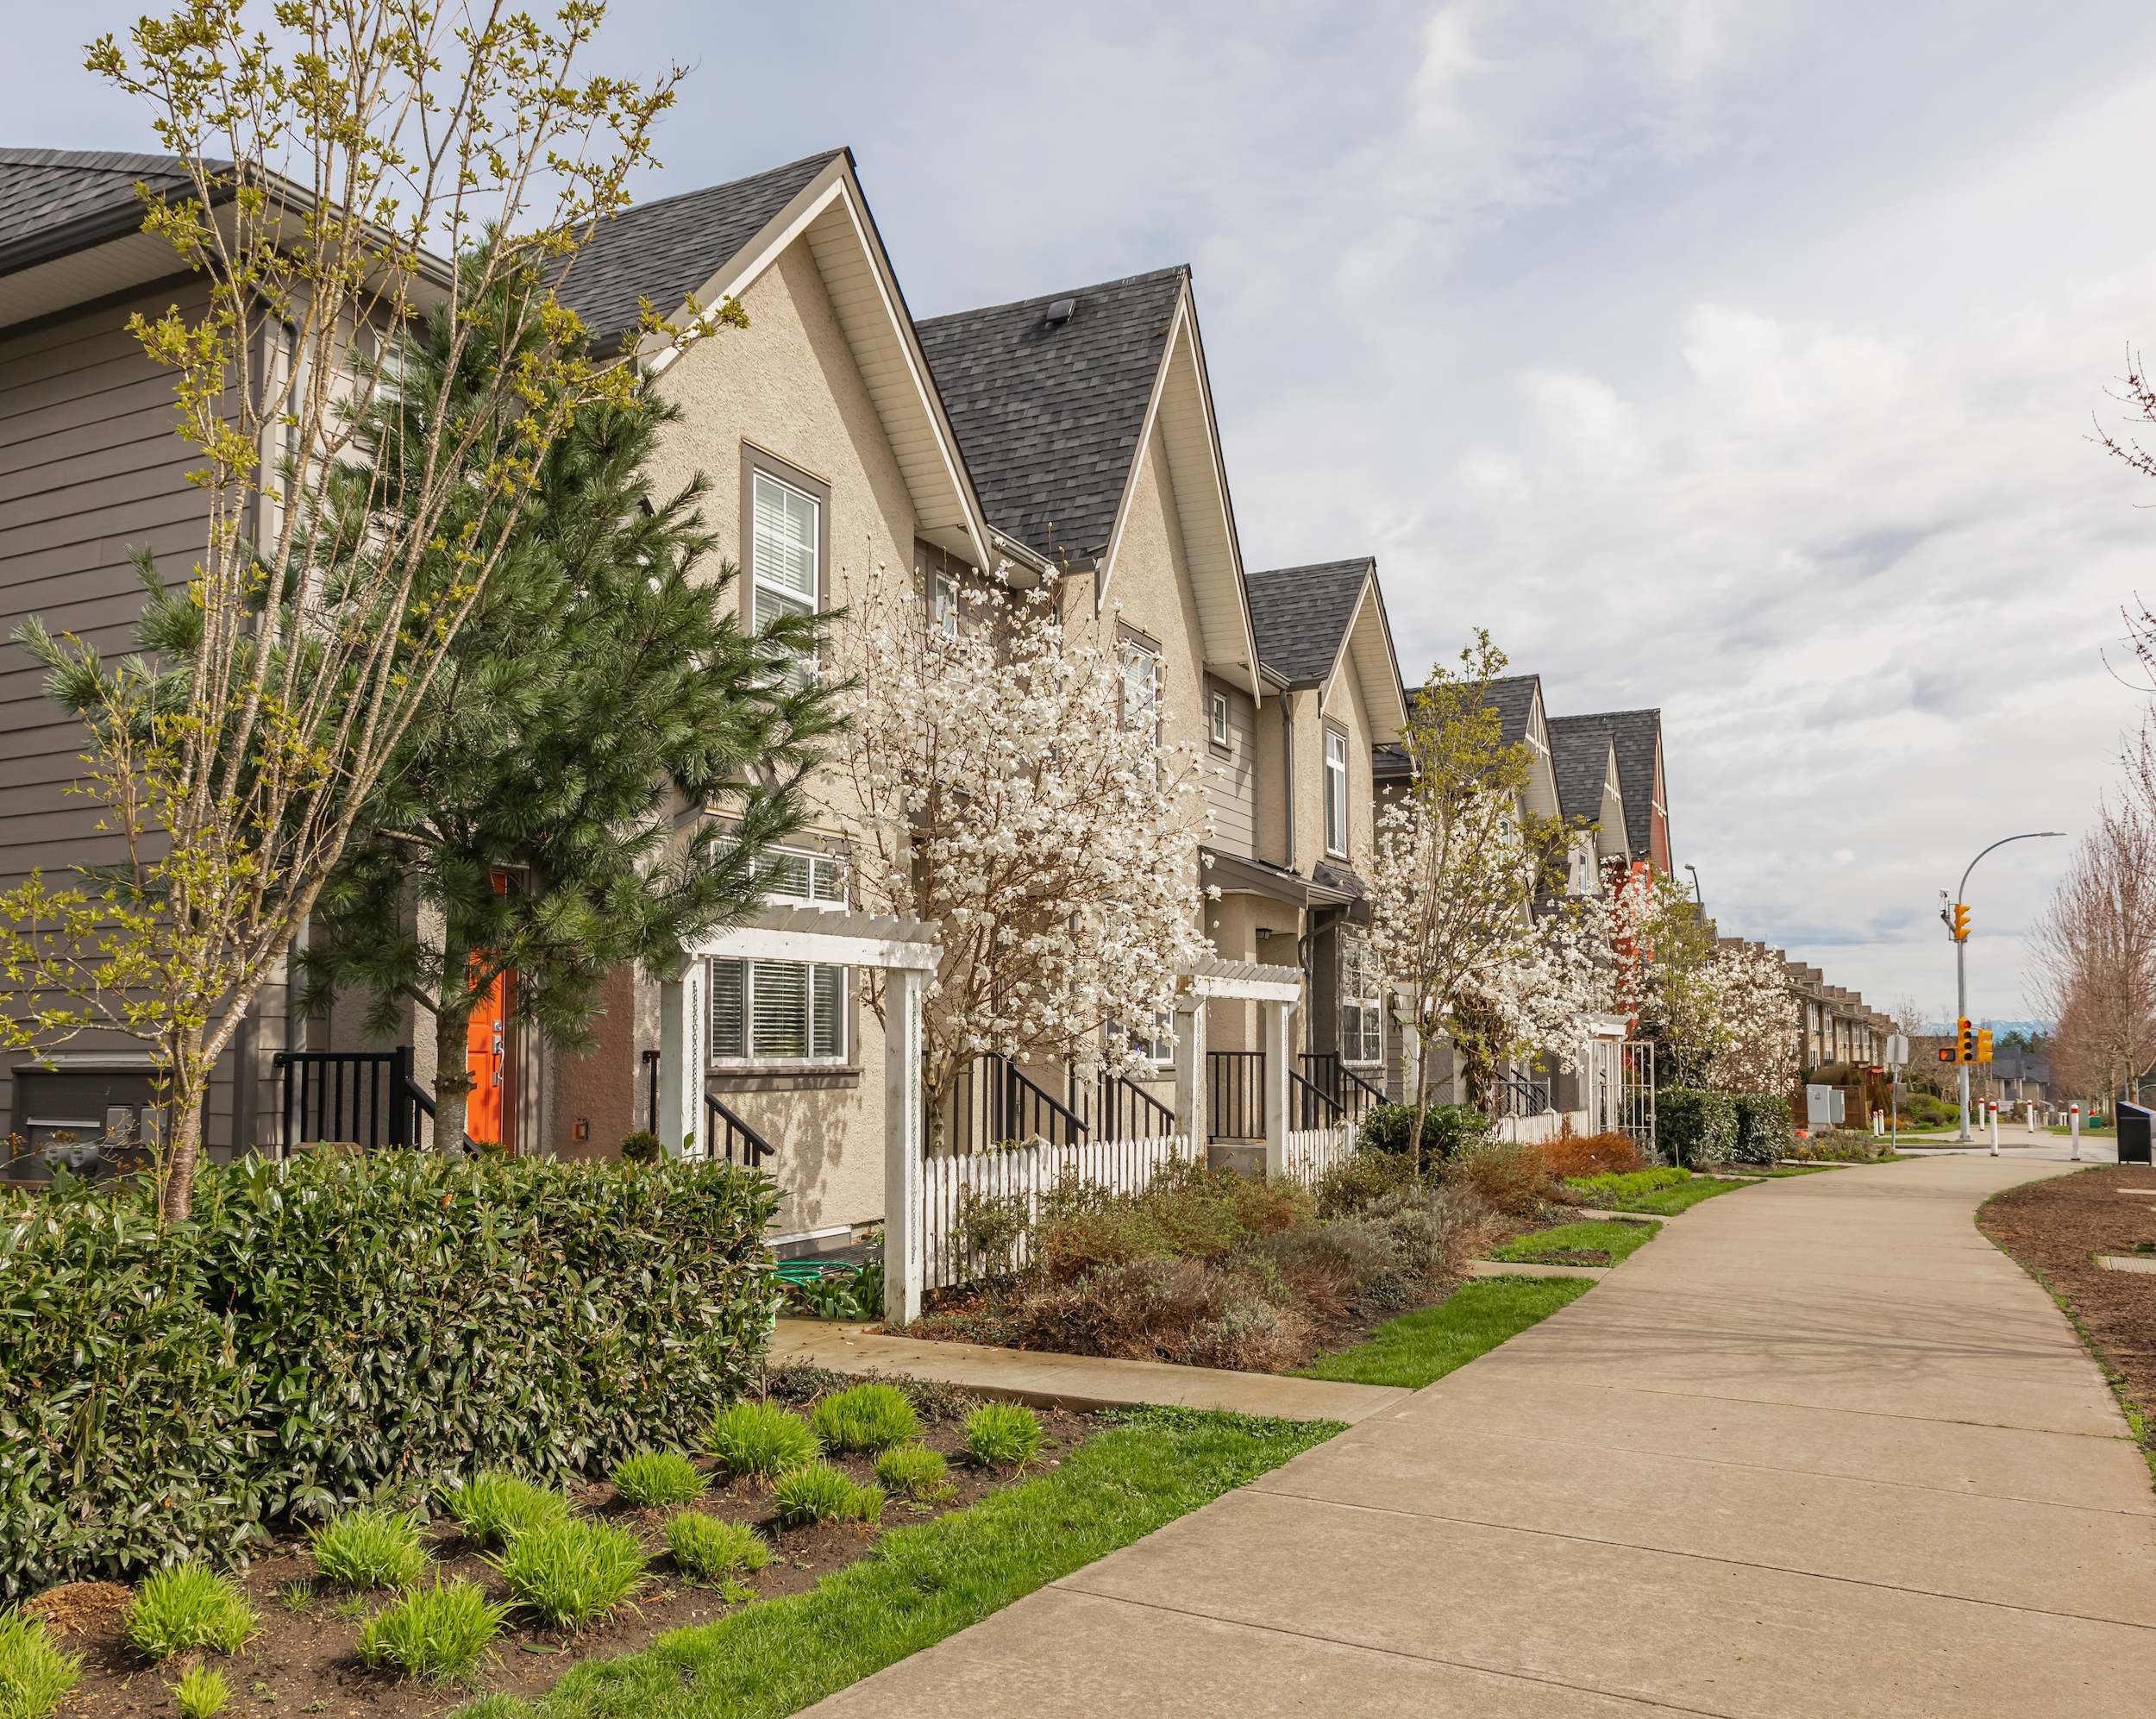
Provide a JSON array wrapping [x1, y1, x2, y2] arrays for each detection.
[[1174, 955, 1304, 1174]]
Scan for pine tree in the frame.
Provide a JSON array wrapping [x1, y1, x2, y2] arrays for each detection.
[[301, 267, 838, 1148]]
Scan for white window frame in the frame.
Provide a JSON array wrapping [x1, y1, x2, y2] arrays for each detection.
[[1120, 637, 1162, 737], [1125, 1008, 1175, 1069], [1209, 689, 1230, 749], [709, 957, 848, 1068], [931, 570, 960, 640], [749, 844, 849, 911], [1323, 727, 1350, 857], [1340, 934, 1382, 1067], [751, 468, 821, 643]]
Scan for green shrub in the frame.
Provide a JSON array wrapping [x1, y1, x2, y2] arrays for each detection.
[[1357, 1102, 1489, 1163], [1564, 1167, 1689, 1201], [356, 1576, 511, 1682], [771, 1463, 884, 1528], [811, 1384, 919, 1454], [0, 1606, 79, 1719], [0, 1152, 776, 1596], [704, 1402, 820, 1482], [665, 1513, 770, 1582], [761, 1364, 981, 1425], [1313, 1150, 1413, 1215], [1032, 1164, 1310, 1283], [873, 1444, 955, 1503], [962, 1402, 1045, 1470], [490, 1518, 647, 1628], [1657, 1088, 1737, 1168], [308, 1507, 428, 1590], [609, 1452, 705, 1509], [444, 1471, 568, 1550], [126, 1562, 258, 1659], [617, 1130, 663, 1164], [1730, 1094, 1796, 1164], [1443, 1136, 1547, 1216], [170, 1660, 230, 1719]]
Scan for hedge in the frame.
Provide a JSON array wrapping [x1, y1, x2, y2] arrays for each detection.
[[1730, 1094, 1796, 1164], [0, 1151, 776, 1597], [1357, 1102, 1490, 1164], [1657, 1088, 1737, 1168]]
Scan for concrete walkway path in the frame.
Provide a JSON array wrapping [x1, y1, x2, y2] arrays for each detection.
[[806, 1155, 2156, 1717]]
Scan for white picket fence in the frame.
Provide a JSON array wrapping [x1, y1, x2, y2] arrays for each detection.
[[920, 1130, 1201, 1292], [1280, 1123, 1356, 1188]]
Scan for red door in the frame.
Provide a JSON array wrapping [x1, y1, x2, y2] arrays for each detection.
[[466, 962, 513, 1151]]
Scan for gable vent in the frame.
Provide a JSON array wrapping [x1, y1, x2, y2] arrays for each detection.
[[1044, 297, 1075, 327]]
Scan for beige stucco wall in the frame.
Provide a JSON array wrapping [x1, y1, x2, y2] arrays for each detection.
[[612, 235, 929, 1239], [1282, 663, 1378, 880]]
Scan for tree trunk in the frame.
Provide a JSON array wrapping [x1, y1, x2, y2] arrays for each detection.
[[160, 1022, 207, 1223], [432, 927, 475, 1151]]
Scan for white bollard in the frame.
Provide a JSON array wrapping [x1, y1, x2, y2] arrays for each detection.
[[2071, 1103, 2081, 1163], [1988, 1101, 1998, 1156]]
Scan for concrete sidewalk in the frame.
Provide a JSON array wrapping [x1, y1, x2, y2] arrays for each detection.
[[806, 1155, 2156, 1717]]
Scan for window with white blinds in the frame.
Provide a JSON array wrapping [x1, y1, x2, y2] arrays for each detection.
[[749, 846, 847, 908], [711, 958, 846, 1064], [752, 470, 819, 636]]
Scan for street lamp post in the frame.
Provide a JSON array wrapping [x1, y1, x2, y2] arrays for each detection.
[[1947, 832, 2064, 1144]]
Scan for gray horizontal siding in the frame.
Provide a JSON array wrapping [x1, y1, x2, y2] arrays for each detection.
[[1204, 676, 1257, 858]]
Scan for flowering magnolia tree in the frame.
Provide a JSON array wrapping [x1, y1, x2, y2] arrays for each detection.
[[1701, 942, 1801, 1095], [829, 565, 1209, 1143], [1367, 631, 1576, 1169], [1616, 865, 1796, 1095]]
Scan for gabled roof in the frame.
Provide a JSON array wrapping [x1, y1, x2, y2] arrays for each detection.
[[1476, 675, 1541, 750], [918, 267, 1187, 567], [561, 148, 992, 570], [1545, 715, 1621, 832], [0, 149, 208, 276], [556, 149, 843, 348], [1246, 560, 1370, 686], [1603, 708, 1665, 859]]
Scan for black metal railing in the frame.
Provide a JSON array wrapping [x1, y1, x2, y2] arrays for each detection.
[[275, 1046, 431, 1151], [706, 1091, 776, 1165], [1289, 1068, 1342, 1129], [949, 1053, 1088, 1152], [1300, 1053, 1385, 1128], [1489, 1070, 1551, 1120], [1206, 1050, 1265, 1141], [1087, 1071, 1178, 1140]]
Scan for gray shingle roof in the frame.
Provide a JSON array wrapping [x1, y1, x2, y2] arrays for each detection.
[[1561, 707, 1664, 856], [1545, 715, 1618, 831], [554, 149, 844, 347], [1245, 559, 1371, 687], [917, 267, 1188, 565], [0, 148, 209, 275]]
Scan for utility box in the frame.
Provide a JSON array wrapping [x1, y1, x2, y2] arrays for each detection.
[[5, 1062, 158, 1182], [1805, 1084, 1845, 1129], [2119, 1101, 2153, 1166]]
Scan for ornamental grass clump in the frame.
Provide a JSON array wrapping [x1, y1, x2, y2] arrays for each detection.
[[963, 1402, 1045, 1470], [810, 1384, 918, 1454], [873, 1443, 955, 1503], [357, 1577, 511, 1683], [170, 1660, 230, 1718], [490, 1519, 647, 1628], [609, 1451, 705, 1509], [705, 1401, 821, 1483], [126, 1563, 257, 1659], [665, 1513, 769, 1583], [0, 1606, 80, 1719], [446, 1471, 568, 1550], [308, 1507, 429, 1590], [771, 1463, 884, 1528]]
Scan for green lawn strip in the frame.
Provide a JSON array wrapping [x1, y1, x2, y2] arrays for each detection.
[[1492, 1218, 1660, 1266], [451, 1408, 1339, 1719], [1724, 1165, 1831, 1180], [1603, 1176, 1747, 1212], [1295, 1275, 1593, 1388]]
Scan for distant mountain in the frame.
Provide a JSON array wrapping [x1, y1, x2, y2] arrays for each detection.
[[1919, 1019, 2051, 1038]]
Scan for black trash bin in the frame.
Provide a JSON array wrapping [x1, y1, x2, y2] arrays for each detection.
[[2118, 1101, 2153, 1166]]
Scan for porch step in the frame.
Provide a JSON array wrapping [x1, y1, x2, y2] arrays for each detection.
[[769, 1319, 1408, 1424]]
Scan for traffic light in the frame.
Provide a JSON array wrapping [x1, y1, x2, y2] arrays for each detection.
[[1958, 1018, 1977, 1063], [1950, 903, 1971, 942], [1935, 1046, 1956, 1064], [1977, 1028, 1994, 1063]]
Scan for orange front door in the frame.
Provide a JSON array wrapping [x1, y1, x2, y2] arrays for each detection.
[[466, 963, 513, 1151]]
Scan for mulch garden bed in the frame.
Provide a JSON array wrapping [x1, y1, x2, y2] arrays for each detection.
[[1979, 1164, 2156, 1455], [28, 1379, 1104, 1718]]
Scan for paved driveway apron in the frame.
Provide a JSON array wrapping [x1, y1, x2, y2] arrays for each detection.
[[807, 1156, 2156, 1716]]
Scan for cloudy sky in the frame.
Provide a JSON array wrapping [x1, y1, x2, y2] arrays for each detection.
[[11, 0, 2156, 1026]]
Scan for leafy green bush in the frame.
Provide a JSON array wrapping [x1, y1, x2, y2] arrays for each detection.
[[1031, 1164, 1310, 1283], [126, 1562, 258, 1659], [1730, 1095, 1796, 1164], [704, 1402, 820, 1482], [617, 1131, 663, 1164], [812, 1385, 920, 1454], [771, 1463, 884, 1528], [1313, 1150, 1413, 1216], [1657, 1088, 1737, 1168], [444, 1471, 569, 1550], [308, 1507, 428, 1590], [170, 1660, 230, 1719], [1356, 1102, 1489, 1163], [0, 1151, 775, 1595], [962, 1403, 1045, 1470], [357, 1576, 511, 1682], [0, 1606, 79, 1719], [665, 1513, 770, 1582], [1563, 1167, 1689, 1201], [873, 1444, 955, 1503], [1443, 1137, 1547, 1217], [609, 1452, 705, 1509], [490, 1518, 647, 1627]]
